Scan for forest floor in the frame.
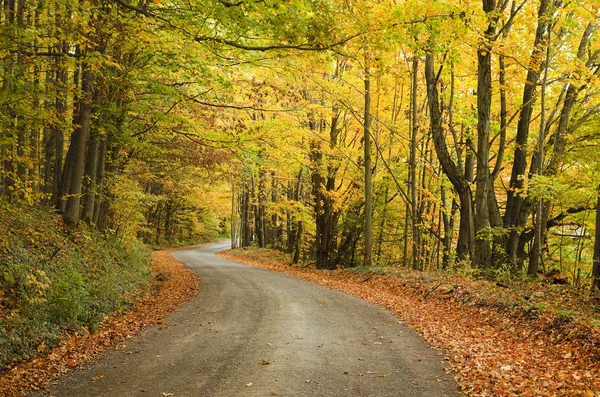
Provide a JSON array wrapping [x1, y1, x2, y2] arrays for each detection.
[[219, 247, 600, 397], [0, 246, 200, 397]]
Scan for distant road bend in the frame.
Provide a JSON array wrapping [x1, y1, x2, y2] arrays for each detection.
[[37, 242, 458, 396]]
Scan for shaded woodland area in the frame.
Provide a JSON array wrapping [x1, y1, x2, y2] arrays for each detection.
[[1, 0, 600, 288], [0, 0, 230, 247]]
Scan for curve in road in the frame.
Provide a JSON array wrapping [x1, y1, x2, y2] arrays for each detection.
[[35, 242, 458, 397]]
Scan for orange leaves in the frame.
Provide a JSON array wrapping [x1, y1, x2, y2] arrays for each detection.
[[221, 248, 600, 397]]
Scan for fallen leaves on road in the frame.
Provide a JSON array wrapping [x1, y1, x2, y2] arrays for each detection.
[[0, 246, 200, 397], [220, 248, 600, 397]]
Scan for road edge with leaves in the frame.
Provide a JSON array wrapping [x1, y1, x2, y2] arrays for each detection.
[[0, 246, 201, 397], [219, 248, 600, 397]]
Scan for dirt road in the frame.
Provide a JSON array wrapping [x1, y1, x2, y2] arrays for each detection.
[[36, 242, 458, 396]]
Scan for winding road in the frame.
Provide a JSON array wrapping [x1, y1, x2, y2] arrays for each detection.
[[37, 243, 458, 396]]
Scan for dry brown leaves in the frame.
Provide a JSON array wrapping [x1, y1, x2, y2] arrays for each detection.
[[220, 249, 600, 397], [0, 247, 199, 397]]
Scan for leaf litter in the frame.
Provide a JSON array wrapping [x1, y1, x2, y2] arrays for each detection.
[[220, 248, 600, 397]]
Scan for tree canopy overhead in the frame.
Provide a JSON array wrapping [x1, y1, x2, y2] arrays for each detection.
[[1, 0, 600, 281]]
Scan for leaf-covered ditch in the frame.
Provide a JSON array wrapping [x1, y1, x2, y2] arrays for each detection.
[[0, 203, 199, 396], [220, 247, 600, 397]]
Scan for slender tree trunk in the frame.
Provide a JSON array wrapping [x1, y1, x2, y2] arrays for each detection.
[[82, 130, 99, 224], [241, 180, 251, 247], [92, 140, 106, 225], [504, 0, 550, 264], [271, 172, 279, 248], [409, 57, 421, 270], [2, 0, 16, 200], [231, 181, 237, 248], [363, 61, 373, 267], [29, 26, 41, 194], [529, 21, 553, 276], [46, 13, 68, 205], [292, 169, 304, 264], [257, 167, 266, 248], [425, 52, 475, 261], [441, 183, 452, 268], [592, 185, 600, 293], [474, 0, 496, 268]]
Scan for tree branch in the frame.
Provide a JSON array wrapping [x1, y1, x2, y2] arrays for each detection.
[[546, 206, 593, 229], [193, 31, 364, 52]]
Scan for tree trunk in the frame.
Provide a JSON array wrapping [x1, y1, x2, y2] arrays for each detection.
[[82, 131, 99, 224], [409, 57, 421, 270], [363, 61, 373, 267], [425, 52, 475, 261], [503, 0, 550, 264], [257, 167, 266, 248], [474, 0, 496, 268], [529, 19, 553, 276], [2, 0, 16, 200], [61, 62, 94, 227], [592, 185, 600, 293], [92, 140, 107, 225], [292, 168, 304, 264], [45, 13, 68, 205], [441, 183, 452, 268]]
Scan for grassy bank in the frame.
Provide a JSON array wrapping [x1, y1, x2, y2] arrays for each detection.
[[0, 202, 151, 370]]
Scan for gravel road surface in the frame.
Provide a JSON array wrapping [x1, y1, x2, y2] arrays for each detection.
[[35, 242, 458, 397]]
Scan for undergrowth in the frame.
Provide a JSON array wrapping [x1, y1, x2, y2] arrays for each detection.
[[0, 202, 151, 370]]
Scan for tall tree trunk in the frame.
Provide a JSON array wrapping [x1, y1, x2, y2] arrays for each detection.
[[61, 62, 94, 227], [592, 185, 600, 293], [409, 57, 421, 270], [2, 0, 16, 200], [441, 183, 452, 268], [363, 60, 373, 267], [425, 52, 475, 261], [529, 19, 553, 276], [15, 2, 26, 198], [257, 167, 266, 248], [292, 168, 304, 264], [45, 8, 68, 205], [474, 0, 496, 268], [241, 180, 251, 247], [503, 0, 550, 264], [311, 139, 329, 268]]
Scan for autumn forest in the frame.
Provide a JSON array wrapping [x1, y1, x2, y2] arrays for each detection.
[[2, 0, 600, 395]]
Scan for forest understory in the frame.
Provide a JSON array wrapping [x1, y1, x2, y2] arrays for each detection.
[[221, 247, 600, 397]]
